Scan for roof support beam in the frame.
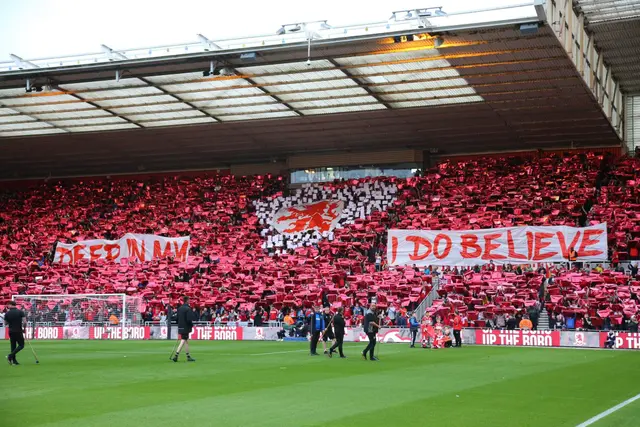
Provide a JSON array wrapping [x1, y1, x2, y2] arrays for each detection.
[[9, 54, 39, 70], [101, 44, 128, 61], [196, 34, 222, 51], [328, 59, 390, 109]]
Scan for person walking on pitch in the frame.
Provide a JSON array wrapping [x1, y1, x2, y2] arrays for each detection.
[[5, 301, 26, 366], [309, 305, 325, 356], [321, 306, 335, 354], [409, 312, 420, 348], [328, 307, 346, 358], [172, 296, 196, 362], [362, 303, 380, 361]]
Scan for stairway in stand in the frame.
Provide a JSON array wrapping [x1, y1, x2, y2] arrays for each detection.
[[537, 310, 550, 330]]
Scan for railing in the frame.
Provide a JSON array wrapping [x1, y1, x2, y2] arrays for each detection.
[[413, 275, 441, 320]]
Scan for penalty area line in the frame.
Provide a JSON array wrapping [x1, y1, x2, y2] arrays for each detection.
[[576, 393, 640, 427]]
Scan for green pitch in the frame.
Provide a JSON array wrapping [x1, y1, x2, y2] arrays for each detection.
[[2, 341, 639, 427]]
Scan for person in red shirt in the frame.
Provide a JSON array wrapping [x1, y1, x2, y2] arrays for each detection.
[[453, 311, 463, 348], [269, 306, 278, 326]]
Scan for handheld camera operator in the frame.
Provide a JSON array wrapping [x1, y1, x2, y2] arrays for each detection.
[[172, 296, 196, 362], [361, 303, 380, 361], [5, 301, 26, 365]]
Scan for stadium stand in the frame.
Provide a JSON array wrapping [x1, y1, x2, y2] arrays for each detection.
[[1, 150, 638, 329]]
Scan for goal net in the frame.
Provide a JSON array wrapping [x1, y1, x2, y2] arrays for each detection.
[[12, 294, 144, 340]]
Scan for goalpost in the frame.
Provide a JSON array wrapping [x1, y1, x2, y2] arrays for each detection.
[[12, 294, 143, 340]]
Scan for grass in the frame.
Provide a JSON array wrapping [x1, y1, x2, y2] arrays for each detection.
[[1, 341, 639, 427]]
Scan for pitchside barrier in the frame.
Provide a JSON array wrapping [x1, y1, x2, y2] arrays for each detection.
[[1, 326, 638, 350]]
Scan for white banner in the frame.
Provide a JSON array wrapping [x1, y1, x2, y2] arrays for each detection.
[[270, 199, 344, 235], [388, 224, 607, 267], [53, 233, 190, 264]]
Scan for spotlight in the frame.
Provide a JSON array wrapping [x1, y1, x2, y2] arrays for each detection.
[[276, 26, 286, 36]]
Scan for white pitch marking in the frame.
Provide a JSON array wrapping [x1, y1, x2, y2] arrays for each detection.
[[576, 393, 640, 427]]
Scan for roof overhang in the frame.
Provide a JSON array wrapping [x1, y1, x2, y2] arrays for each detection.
[[0, 1, 622, 179]]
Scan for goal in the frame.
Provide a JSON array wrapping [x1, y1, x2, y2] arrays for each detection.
[[12, 294, 143, 340]]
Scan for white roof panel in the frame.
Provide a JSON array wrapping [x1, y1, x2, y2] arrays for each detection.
[[10, 102, 96, 113], [0, 128, 67, 137], [51, 117, 127, 127], [31, 110, 113, 120], [0, 107, 20, 116], [0, 93, 81, 106], [380, 87, 479, 101], [146, 72, 206, 85], [277, 87, 368, 102], [191, 96, 270, 108], [177, 86, 264, 102], [265, 78, 359, 94], [300, 104, 386, 115], [141, 117, 216, 127], [373, 81, 475, 94], [237, 59, 334, 75], [60, 78, 148, 91], [160, 77, 252, 93], [94, 94, 175, 107], [0, 114, 36, 124], [75, 86, 163, 99], [389, 96, 484, 108], [0, 88, 31, 98], [207, 103, 288, 116], [109, 103, 190, 115], [345, 60, 456, 78], [0, 121, 53, 131], [290, 96, 379, 109], [67, 123, 139, 132], [250, 69, 348, 85], [126, 110, 206, 122], [336, 49, 440, 66], [217, 111, 298, 121]]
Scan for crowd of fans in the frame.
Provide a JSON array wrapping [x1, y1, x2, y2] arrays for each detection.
[[1, 150, 639, 333]]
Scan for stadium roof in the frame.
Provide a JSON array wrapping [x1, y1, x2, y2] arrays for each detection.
[[0, 1, 624, 179], [573, 0, 640, 94]]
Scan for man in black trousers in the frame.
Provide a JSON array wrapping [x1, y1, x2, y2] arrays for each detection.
[[362, 303, 380, 361], [321, 306, 335, 355], [309, 305, 325, 356], [329, 307, 346, 358], [172, 296, 196, 362], [5, 301, 26, 365]]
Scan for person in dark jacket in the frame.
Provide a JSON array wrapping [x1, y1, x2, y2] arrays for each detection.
[[321, 306, 335, 354], [310, 306, 325, 356], [172, 296, 195, 362], [5, 301, 26, 365], [362, 303, 380, 361], [254, 307, 264, 327], [409, 312, 420, 348], [328, 307, 346, 358]]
